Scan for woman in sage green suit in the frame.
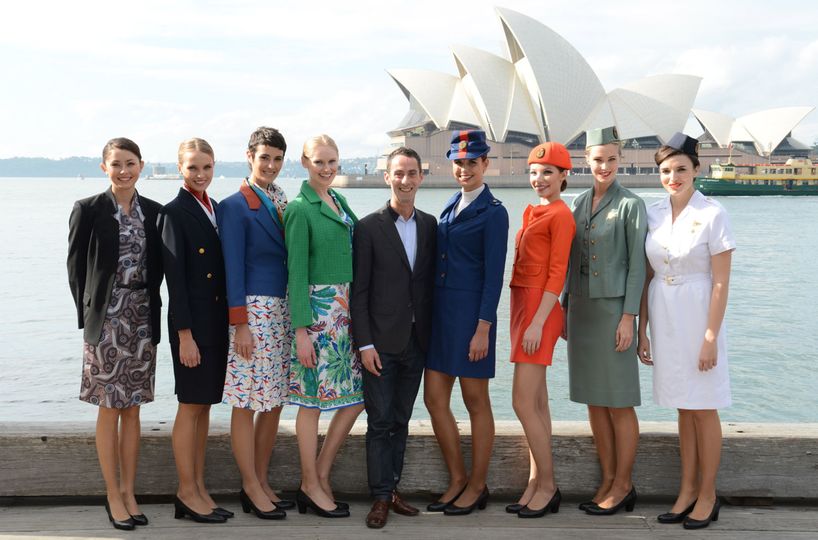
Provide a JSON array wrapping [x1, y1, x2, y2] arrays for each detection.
[[565, 126, 647, 516]]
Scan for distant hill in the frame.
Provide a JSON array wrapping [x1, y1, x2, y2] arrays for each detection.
[[0, 156, 378, 178]]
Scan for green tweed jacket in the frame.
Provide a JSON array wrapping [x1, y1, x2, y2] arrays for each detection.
[[284, 180, 358, 328], [566, 180, 647, 315]]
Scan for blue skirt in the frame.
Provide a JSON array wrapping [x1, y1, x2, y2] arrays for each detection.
[[426, 286, 496, 379]]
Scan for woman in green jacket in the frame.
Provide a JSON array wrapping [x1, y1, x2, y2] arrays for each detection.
[[284, 134, 363, 518], [565, 126, 647, 516]]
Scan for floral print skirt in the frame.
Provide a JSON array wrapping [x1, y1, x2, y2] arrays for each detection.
[[222, 295, 293, 411], [288, 283, 363, 410]]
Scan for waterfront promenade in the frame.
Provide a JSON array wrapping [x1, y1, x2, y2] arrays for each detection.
[[1, 499, 816, 539]]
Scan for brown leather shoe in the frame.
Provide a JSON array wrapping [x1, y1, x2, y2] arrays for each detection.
[[366, 500, 390, 529], [391, 490, 419, 516]]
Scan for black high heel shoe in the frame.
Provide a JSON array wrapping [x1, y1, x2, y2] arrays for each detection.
[[577, 500, 595, 511], [585, 486, 637, 515], [104, 501, 135, 531], [505, 502, 524, 514], [239, 489, 286, 520], [272, 498, 296, 510], [657, 499, 697, 524], [212, 506, 234, 519], [518, 489, 561, 518], [683, 498, 720, 530], [295, 489, 350, 518], [129, 513, 149, 526], [427, 484, 467, 512], [443, 486, 489, 516], [174, 497, 227, 523]]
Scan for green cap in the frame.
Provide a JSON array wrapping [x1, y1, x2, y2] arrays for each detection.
[[585, 126, 619, 148]]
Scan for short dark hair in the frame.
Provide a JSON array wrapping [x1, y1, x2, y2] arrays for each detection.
[[248, 126, 287, 156], [654, 146, 700, 169], [386, 146, 422, 172], [102, 137, 141, 161]]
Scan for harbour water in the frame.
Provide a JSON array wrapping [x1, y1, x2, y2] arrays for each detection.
[[1, 177, 816, 423]]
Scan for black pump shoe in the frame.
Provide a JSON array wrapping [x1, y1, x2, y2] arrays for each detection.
[[239, 489, 286, 520], [577, 500, 595, 511], [272, 498, 296, 510], [505, 502, 524, 514], [657, 500, 697, 524], [174, 497, 227, 523], [518, 489, 561, 518], [443, 486, 489, 516], [129, 513, 149, 526], [105, 501, 136, 531], [427, 485, 467, 512], [683, 499, 720, 530], [212, 506, 234, 519], [295, 489, 350, 518], [585, 487, 637, 515]]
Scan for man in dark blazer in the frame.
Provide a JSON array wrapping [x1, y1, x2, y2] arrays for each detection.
[[351, 147, 437, 529]]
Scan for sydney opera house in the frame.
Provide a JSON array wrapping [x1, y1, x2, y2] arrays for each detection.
[[379, 7, 814, 178]]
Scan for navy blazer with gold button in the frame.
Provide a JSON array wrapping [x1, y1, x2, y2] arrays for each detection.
[[158, 188, 228, 347]]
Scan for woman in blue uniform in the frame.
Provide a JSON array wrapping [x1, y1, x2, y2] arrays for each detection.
[[424, 130, 508, 515]]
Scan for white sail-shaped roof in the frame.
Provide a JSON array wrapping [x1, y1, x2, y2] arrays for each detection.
[[692, 109, 735, 147], [693, 106, 814, 153], [495, 6, 606, 143], [387, 69, 480, 130]]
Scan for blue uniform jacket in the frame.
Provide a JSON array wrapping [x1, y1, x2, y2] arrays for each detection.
[[217, 182, 288, 325], [435, 185, 509, 324]]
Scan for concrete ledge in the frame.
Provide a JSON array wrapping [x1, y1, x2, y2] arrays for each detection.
[[2, 421, 816, 500]]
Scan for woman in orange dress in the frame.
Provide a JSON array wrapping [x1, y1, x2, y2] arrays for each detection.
[[507, 143, 575, 518]]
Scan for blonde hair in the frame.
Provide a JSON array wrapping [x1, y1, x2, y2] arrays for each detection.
[[177, 137, 215, 164], [302, 134, 339, 159]]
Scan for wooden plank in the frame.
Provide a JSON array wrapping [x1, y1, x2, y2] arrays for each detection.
[[1, 421, 816, 500]]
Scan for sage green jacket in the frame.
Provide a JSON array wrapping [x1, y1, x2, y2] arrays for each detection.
[[284, 181, 358, 328], [566, 181, 647, 315]]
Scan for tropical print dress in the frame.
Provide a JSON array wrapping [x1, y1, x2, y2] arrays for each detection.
[[288, 201, 363, 410]]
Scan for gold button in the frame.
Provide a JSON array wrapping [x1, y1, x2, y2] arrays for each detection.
[[207, 273, 213, 279], [215, 296, 219, 301], [198, 248, 205, 254], [593, 271, 599, 277], [663, 259, 669, 264], [591, 223, 596, 229], [440, 272, 446, 278], [591, 240, 596, 245], [592, 255, 597, 260]]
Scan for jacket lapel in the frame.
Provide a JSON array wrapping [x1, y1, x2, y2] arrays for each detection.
[[453, 186, 491, 224], [178, 188, 219, 241], [240, 182, 285, 248], [377, 206, 411, 271], [590, 181, 619, 219]]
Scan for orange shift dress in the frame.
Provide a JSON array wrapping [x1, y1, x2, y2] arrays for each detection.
[[509, 200, 576, 365]]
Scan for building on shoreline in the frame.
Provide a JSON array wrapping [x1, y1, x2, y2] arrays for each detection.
[[378, 7, 814, 183]]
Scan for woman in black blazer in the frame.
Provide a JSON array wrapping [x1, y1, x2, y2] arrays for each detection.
[[67, 137, 163, 531], [158, 138, 230, 523]]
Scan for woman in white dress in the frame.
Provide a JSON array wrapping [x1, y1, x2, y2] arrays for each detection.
[[637, 133, 735, 530]]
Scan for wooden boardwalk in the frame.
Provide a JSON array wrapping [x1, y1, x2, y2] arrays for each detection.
[[1, 499, 816, 539]]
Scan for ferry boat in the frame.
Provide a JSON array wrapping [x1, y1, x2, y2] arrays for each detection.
[[145, 164, 181, 180], [695, 157, 818, 196]]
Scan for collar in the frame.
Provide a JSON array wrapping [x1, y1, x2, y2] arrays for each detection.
[[386, 202, 415, 222], [182, 184, 212, 212], [460, 183, 486, 204], [239, 179, 262, 210]]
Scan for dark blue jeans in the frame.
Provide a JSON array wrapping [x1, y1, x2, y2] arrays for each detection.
[[363, 329, 425, 500]]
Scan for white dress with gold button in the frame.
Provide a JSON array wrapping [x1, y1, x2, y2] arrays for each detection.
[[645, 191, 736, 409]]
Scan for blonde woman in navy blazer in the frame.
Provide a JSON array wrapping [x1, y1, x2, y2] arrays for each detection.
[[158, 138, 230, 523], [217, 127, 292, 520], [425, 130, 508, 516]]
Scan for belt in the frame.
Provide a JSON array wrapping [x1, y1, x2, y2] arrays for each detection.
[[656, 273, 710, 286], [114, 282, 148, 290]]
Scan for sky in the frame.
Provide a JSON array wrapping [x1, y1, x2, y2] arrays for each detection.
[[1, 0, 817, 162]]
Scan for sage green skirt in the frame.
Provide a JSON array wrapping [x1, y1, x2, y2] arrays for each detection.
[[566, 287, 641, 408]]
